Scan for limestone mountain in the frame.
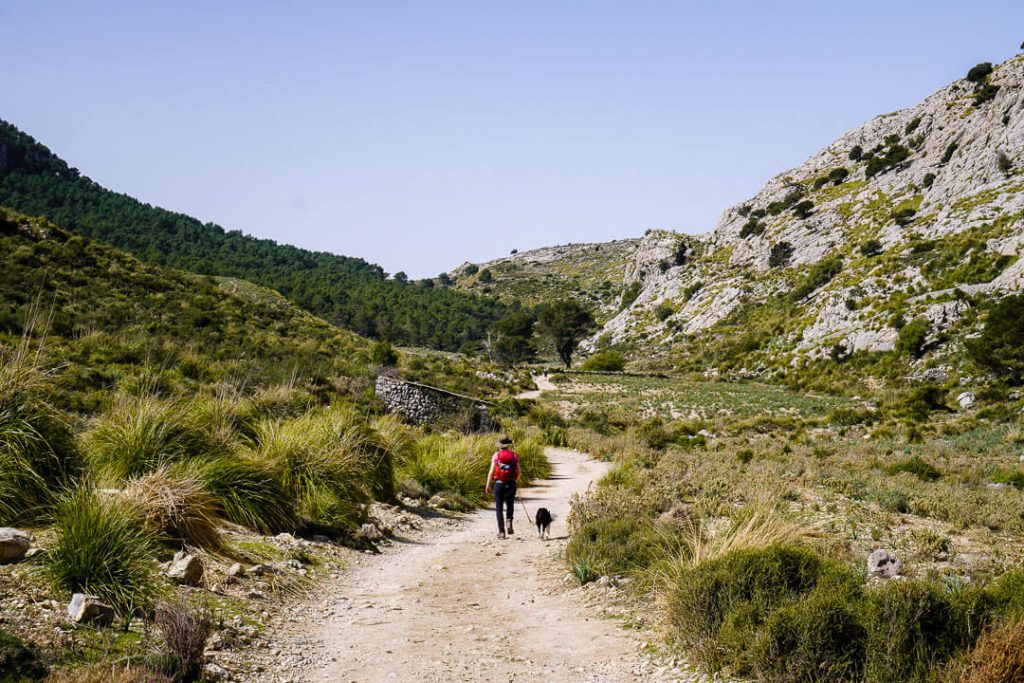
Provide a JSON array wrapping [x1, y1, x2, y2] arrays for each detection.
[[558, 54, 1024, 381]]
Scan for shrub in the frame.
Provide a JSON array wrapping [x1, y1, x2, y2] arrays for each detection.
[[667, 544, 862, 673], [0, 627, 46, 681], [792, 200, 815, 219], [968, 295, 1024, 383], [892, 207, 917, 226], [828, 167, 850, 185], [974, 83, 1000, 106], [152, 602, 212, 683], [566, 517, 674, 578], [768, 242, 794, 269], [997, 152, 1013, 176], [905, 116, 923, 135], [654, 301, 675, 322], [896, 317, 930, 358], [370, 341, 398, 366], [789, 256, 843, 301], [739, 218, 764, 238], [463, 263, 479, 275], [44, 664, 171, 683], [124, 469, 222, 550], [849, 145, 863, 161], [44, 484, 159, 620], [886, 455, 942, 481], [580, 351, 625, 372], [860, 239, 883, 257], [923, 172, 937, 188], [960, 617, 1024, 683], [478, 268, 493, 283], [752, 587, 866, 683], [966, 62, 994, 83], [942, 142, 959, 164], [863, 579, 977, 682]]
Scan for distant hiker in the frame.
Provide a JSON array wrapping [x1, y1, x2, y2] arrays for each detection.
[[485, 436, 520, 539]]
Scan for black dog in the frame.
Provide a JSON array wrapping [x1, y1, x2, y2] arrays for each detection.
[[535, 507, 553, 540]]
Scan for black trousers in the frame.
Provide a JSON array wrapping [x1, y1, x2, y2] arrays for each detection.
[[493, 481, 516, 533]]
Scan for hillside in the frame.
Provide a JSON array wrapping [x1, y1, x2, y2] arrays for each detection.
[[0, 207, 512, 412], [450, 239, 641, 323], [504, 55, 1024, 383], [0, 120, 506, 351]]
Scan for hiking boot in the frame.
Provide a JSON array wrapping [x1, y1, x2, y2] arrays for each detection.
[[507, 519, 514, 535], [497, 531, 506, 540]]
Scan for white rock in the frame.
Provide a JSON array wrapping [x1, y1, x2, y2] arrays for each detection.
[[0, 528, 31, 564], [67, 593, 115, 626]]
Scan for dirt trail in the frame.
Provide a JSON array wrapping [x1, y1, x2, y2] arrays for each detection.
[[516, 373, 557, 400], [258, 448, 684, 683]]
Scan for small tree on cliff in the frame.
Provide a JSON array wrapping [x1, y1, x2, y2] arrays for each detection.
[[536, 300, 596, 368]]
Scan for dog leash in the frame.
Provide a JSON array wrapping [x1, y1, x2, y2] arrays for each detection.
[[517, 495, 533, 525]]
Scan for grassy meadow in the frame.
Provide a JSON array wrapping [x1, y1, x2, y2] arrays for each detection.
[[551, 372, 1024, 683]]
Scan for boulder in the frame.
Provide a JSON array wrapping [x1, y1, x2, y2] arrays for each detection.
[[67, 593, 115, 626], [166, 552, 204, 586], [204, 663, 233, 681], [957, 391, 976, 409], [226, 563, 245, 578], [360, 523, 384, 541], [867, 549, 904, 579], [0, 528, 31, 564]]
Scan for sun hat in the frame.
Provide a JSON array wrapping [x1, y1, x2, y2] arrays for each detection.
[[496, 435, 513, 447]]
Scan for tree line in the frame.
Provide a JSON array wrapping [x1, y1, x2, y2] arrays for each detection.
[[0, 119, 506, 350]]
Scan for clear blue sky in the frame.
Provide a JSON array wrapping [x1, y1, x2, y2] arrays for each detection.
[[2, 2, 1022, 277]]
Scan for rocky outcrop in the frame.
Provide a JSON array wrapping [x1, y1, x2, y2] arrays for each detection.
[[867, 549, 904, 579], [166, 551, 204, 586], [375, 375, 496, 431]]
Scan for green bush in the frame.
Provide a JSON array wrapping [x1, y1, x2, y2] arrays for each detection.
[[863, 579, 977, 682], [370, 340, 399, 366], [968, 295, 1024, 384], [621, 281, 642, 308], [752, 587, 866, 683], [896, 317, 930, 358], [792, 200, 815, 219], [667, 544, 861, 673], [768, 242, 794, 269], [941, 142, 959, 164], [177, 454, 296, 534], [580, 351, 626, 372], [849, 145, 863, 161], [966, 62, 994, 82], [654, 301, 675, 322], [44, 483, 159, 621], [789, 256, 843, 302], [923, 172, 936, 188], [566, 516, 674, 578], [974, 83, 1000, 106]]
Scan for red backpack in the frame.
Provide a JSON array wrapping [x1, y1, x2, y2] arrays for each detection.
[[492, 449, 520, 484]]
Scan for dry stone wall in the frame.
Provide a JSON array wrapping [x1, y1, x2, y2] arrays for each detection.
[[374, 375, 496, 432]]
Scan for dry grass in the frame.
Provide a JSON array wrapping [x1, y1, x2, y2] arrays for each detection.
[[44, 664, 172, 683], [124, 468, 222, 550], [959, 617, 1024, 683], [684, 501, 819, 569], [152, 601, 213, 682]]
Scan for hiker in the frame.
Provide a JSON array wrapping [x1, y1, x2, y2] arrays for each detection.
[[485, 435, 520, 539]]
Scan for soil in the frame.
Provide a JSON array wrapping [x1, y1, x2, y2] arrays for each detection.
[[247, 447, 700, 683]]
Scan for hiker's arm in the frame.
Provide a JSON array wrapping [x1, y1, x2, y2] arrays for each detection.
[[485, 454, 494, 493]]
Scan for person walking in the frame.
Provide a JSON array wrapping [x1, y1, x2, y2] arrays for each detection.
[[485, 436, 520, 539]]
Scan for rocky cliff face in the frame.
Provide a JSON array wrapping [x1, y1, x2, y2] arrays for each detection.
[[586, 54, 1024, 377]]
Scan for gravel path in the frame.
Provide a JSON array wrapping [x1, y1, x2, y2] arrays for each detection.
[[249, 448, 702, 682]]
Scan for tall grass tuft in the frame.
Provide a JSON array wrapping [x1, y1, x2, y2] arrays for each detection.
[[43, 483, 159, 621], [683, 501, 819, 569], [174, 454, 296, 534], [83, 397, 219, 482], [0, 352, 79, 524], [959, 617, 1024, 683], [251, 411, 369, 531], [124, 469, 222, 550]]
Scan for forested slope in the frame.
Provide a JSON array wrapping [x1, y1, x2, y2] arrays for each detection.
[[0, 120, 506, 350]]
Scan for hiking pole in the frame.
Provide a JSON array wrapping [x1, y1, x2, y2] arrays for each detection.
[[517, 494, 533, 525]]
